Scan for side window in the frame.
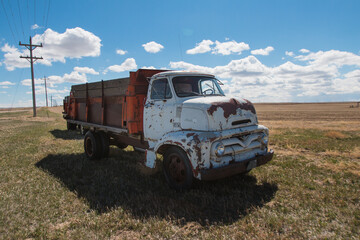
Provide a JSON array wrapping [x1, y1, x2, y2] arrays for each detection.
[[150, 78, 172, 100]]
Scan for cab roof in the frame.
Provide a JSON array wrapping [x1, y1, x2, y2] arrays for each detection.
[[152, 70, 215, 79]]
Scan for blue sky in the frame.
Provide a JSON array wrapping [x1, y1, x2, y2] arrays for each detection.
[[1, 0, 360, 107]]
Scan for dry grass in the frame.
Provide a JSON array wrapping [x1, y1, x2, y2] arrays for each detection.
[[0, 104, 359, 239], [324, 131, 348, 139]]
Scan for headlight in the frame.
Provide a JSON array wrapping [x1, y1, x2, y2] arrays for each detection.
[[215, 142, 225, 157]]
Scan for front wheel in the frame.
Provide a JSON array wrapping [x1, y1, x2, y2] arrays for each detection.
[[163, 147, 193, 191]]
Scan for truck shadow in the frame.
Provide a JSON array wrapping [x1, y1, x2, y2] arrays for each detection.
[[35, 149, 277, 225], [49, 129, 83, 140]]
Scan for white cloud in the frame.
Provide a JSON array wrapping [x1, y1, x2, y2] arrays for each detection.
[[0, 91, 7, 94], [73, 66, 99, 75], [21, 67, 92, 87], [285, 51, 294, 57], [170, 49, 360, 102], [251, 46, 274, 56], [1, 86, 9, 89], [1, 27, 102, 71], [31, 85, 70, 95], [104, 58, 137, 73], [299, 48, 310, 53], [0, 81, 15, 86], [186, 40, 214, 54], [1, 44, 29, 71], [212, 40, 250, 55], [142, 41, 164, 53], [185, 39, 250, 55], [116, 49, 127, 55], [345, 69, 360, 79], [31, 24, 40, 30], [60, 71, 87, 84], [170, 61, 214, 75], [295, 50, 360, 67], [141, 66, 156, 69]]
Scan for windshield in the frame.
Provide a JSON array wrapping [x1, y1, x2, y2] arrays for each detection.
[[172, 76, 225, 97]]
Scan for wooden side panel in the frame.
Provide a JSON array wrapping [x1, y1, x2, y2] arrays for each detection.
[[71, 78, 130, 98], [105, 96, 123, 128]]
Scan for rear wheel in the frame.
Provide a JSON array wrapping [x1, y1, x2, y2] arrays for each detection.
[[84, 131, 102, 160], [163, 147, 193, 191]]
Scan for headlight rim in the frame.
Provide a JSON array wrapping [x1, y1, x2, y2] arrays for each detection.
[[215, 142, 225, 157]]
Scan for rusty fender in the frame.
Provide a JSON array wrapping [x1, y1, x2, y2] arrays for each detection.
[[152, 130, 219, 180]]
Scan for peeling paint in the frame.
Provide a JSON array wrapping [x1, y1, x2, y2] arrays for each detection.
[[207, 98, 256, 118], [186, 133, 195, 137]]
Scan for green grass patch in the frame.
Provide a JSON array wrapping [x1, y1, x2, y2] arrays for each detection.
[[271, 128, 360, 152], [0, 110, 30, 118]]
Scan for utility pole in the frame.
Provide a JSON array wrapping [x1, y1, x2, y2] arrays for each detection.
[[43, 76, 48, 107], [19, 36, 43, 117]]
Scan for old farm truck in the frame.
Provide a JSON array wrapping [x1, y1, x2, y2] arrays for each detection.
[[63, 69, 273, 190]]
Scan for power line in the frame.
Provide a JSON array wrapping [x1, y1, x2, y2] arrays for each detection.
[[42, 0, 47, 27], [19, 36, 43, 117], [17, 0, 25, 39], [33, 0, 36, 27], [10, 68, 24, 109], [6, 0, 20, 40], [1, 0, 17, 44], [43, 76, 48, 107], [27, 0, 30, 32], [44, 0, 50, 30]]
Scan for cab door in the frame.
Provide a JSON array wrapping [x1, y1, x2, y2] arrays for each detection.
[[143, 78, 175, 140]]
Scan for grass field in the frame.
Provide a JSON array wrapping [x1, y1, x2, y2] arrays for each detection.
[[0, 103, 359, 239]]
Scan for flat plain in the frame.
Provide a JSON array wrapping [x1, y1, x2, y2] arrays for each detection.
[[0, 102, 359, 239]]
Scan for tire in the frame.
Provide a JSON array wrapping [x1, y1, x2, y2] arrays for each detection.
[[67, 121, 76, 130], [163, 147, 193, 191], [84, 131, 102, 160], [98, 132, 110, 158]]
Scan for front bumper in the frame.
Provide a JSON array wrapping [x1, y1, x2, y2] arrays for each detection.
[[200, 149, 274, 181]]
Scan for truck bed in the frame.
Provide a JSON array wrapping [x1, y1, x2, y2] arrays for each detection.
[[63, 69, 168, 135]]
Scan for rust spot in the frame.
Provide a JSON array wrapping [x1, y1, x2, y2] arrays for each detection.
[[181, 139, 186, 143], [173, 141, 182, 146], [207, 98, 256, 118], [186, 132, 195, 138], [191, 134, 202, 164], [193, 134, 200, 144], [209, 137, 217, 142], [149, 125, 152, 128], [170, 119, 173, 123], [193, 165, 200, 176], [210, 161, 213, 169]]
